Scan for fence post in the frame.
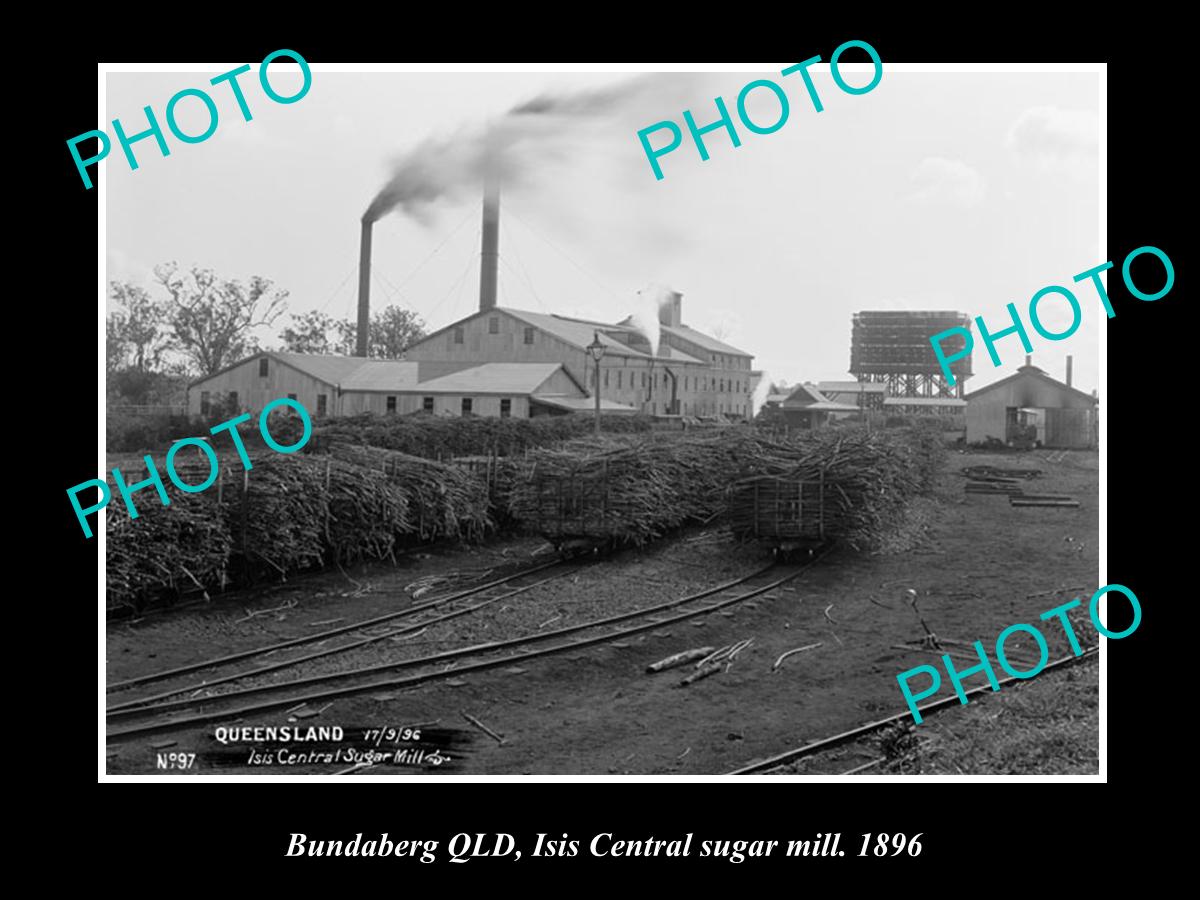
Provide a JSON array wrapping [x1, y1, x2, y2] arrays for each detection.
[[324, 458, 332, 542], [818, 471, 825, 540], [240, 468, 250, 555]]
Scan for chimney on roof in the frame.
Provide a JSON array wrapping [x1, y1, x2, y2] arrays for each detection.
[[1066, 355, 1073, 387], [1025, 354, 1032, 368], [658, 290, 683, 328], [479, 170, 500, 312]]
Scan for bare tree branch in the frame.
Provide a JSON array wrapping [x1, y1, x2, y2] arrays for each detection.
[[155, 263, 288, 375]]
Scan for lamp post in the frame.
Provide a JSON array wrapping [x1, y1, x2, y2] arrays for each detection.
[[586, 331, 606, 435]]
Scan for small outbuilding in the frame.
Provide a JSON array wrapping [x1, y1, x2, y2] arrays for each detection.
[[964, 360, 1097, 449], [777, 384, 861, 428]]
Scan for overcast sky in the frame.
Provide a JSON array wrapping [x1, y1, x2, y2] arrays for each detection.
[[106, 65, 1102, 395]]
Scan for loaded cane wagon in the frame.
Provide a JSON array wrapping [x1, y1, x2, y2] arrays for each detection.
[[728, 471, 828, 560], [522, 456, 623, 556]]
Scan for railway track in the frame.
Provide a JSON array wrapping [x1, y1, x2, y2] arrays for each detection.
[[106, 544, 831, 742], [725, 645, 1100, 775], [106, 556, 576, 710]]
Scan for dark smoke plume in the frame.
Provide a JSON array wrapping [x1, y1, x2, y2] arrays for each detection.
[[362, 74, 692, 224]]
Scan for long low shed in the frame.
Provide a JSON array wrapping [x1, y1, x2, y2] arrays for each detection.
[[186, 352, 639, 419]]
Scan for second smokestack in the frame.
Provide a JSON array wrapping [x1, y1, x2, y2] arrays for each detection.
[[1066, 355, 1073, 388], [479, 172, 500, 311], [356, 219, 372, 357]]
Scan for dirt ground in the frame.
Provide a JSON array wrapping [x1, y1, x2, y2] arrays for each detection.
[[775, 652, 1100, 775], [105, 448, 1100, 776]]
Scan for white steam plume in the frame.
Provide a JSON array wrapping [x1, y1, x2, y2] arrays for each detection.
[[626, 282, 678, 356], [751, 371, 773, 416]]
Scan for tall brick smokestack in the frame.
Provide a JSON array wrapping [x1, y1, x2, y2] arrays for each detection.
[[1066, 355, 1073, 388], [356, 219, 372, 357], [479, 172, 500, 311]]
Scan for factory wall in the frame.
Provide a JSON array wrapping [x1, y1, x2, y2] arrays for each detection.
[[187, 356, 338, 418], [406, 309, 587, 376], [341, 392, 533, 419], [405, 309, 755, 418]]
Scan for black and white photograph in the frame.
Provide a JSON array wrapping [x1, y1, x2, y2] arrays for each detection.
[[93, 58, 1109, 780]]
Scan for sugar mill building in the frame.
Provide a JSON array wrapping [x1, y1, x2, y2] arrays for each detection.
[[189, 173, 757, 421], [964, 356, 1098, 448], [402, 295, 756, 419], [192, 175, 756, 421], [187, 291, 755, 422], [386, 174, 755, 419]]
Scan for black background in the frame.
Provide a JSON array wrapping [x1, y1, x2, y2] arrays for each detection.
[[39, 15, 1177, 879]]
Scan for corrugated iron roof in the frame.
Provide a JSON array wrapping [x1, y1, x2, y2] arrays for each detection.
[[662, 323, 751, 358], [492, 309, 704, 364], [817, 381, 888, 393], [271, 353, 422, 391], [800, 401, 863, 412], [191, 351, 420, 390], [883, 396, 967, 408], [780, 384, 858, 410], [406, 307, 737, 366], [270, 352, 371, 385], [341, 361, 422, 391], [533, 395, 639, 413], [503, 310, 649, 358], [412, 362, 567, 395], [964, 367, 1097, 404]]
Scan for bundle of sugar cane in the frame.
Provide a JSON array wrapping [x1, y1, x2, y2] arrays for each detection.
[[508, 430, 768, 543], [508, 437, 693, 544], [221, 453, 329, 577], [447, 455, 529, 528], [327, 443, 491, 542], [105, 485, 232, 612], [311, 412, 654, 460], [728, 427, 933, 549], [320, 456, 411, 564]]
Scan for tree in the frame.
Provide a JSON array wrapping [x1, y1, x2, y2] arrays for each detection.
[[106, 314, 128, 375], [107, 282, 172, 373], [319, 305, 427, 359], [155, 263, 288, 376], [333, 318, 358, 356], [280, 310, 337, 355], [369, 305, 426, 359]]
